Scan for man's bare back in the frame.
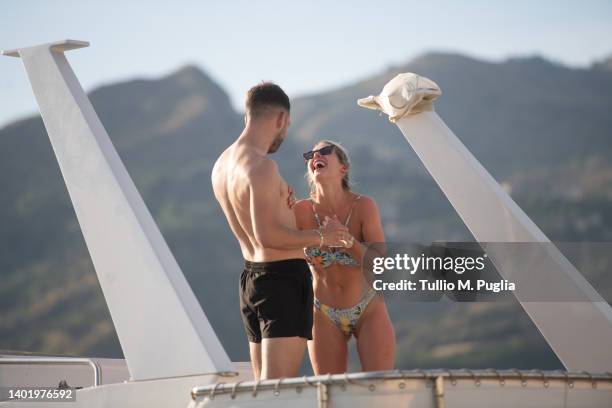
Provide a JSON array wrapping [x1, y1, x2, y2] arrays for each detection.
[[212, 141, 303, 262]]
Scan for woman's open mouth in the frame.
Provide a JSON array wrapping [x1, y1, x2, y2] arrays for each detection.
[[313, 159, 327, 171]]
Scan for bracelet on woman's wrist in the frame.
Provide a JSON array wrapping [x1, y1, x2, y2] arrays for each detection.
[[345, 235, 355, 248]]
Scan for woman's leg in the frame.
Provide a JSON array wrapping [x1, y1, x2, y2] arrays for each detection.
[[354, 299, 396, 371], [308, 307, 349, 374]]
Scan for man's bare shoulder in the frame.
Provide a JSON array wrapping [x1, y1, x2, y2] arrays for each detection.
[[247, 156, 280, 181], [211, 147, 230, 179]]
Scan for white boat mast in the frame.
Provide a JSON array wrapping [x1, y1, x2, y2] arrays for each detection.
[[2, 40, 233, 381], [359, 73, 612, 372]]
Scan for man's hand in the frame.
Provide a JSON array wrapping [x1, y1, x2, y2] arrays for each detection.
[[320, 216, 351, 247], [287, 185, 296, 209]]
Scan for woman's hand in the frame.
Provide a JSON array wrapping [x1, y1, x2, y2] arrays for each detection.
[[341, 235, 355, 248], [322, 216, 354, 248], [321, 216, 351, 247]]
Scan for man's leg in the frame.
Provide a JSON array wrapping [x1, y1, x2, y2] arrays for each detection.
[[260, 337, 306, 379], [249, 342, 262, 380]]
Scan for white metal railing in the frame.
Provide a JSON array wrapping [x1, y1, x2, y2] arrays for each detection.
[[0, 357, 101, 387], [190, 369, 612, 401]]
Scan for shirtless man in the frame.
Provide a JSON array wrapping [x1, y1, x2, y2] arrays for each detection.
[[211, 82, 350, 380]]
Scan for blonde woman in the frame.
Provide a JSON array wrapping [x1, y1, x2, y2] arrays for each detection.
[[293, 140, 395, 374]]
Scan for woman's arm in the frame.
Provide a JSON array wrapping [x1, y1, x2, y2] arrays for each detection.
[[293, 199, 311, 231], [346, 196, 387, 260]]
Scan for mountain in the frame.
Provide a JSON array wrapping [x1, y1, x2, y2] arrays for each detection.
[[283, 52, 612, 248], [0, 64, 245, 357], [592, 54, 612, 72], [290, 52, 612, 182], [1, 52, 611, 370]]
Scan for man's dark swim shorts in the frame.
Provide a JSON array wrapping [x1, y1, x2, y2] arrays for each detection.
[[240, 258, 313, 343]]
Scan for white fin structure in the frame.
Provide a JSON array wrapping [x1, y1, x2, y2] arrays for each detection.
[[2, 40, 233, 381], [359, 73, 612, 372]]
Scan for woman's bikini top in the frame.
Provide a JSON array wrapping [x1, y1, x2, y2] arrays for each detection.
[[304, 196, 361, 268]]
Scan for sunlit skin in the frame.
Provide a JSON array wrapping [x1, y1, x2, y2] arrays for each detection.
[[212, 110, 350, 380], [294, 141, 396, 374]]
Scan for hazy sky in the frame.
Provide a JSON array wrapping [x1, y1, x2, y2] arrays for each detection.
[[1, 1, 611, 128]]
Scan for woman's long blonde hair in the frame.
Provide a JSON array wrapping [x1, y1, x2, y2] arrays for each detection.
[[306, 140, 352, 198]]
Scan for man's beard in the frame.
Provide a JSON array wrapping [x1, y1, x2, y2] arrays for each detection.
[[267, 132, 285, 154]]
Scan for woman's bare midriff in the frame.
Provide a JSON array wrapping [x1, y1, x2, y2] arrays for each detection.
[[311, 264, 369, 309]]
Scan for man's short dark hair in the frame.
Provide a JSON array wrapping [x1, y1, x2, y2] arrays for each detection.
[[245, 82, 290, 118]]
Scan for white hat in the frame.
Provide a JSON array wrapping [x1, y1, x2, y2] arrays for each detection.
[[358, 73, 442, 122]]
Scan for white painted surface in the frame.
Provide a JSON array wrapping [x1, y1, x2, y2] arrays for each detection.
[[0, 373, 238, 408], [1, 370, 610, 408], [359, 73, 612, 372], [1, 40, 233, 380], [0, 356, 129, 388], [188, 373, 612, 408]]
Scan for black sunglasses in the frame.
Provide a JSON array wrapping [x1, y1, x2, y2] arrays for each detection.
[[303, 145, 334, 160]]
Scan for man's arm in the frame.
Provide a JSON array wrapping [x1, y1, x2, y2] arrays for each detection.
[[249, 160, 346, 249]]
